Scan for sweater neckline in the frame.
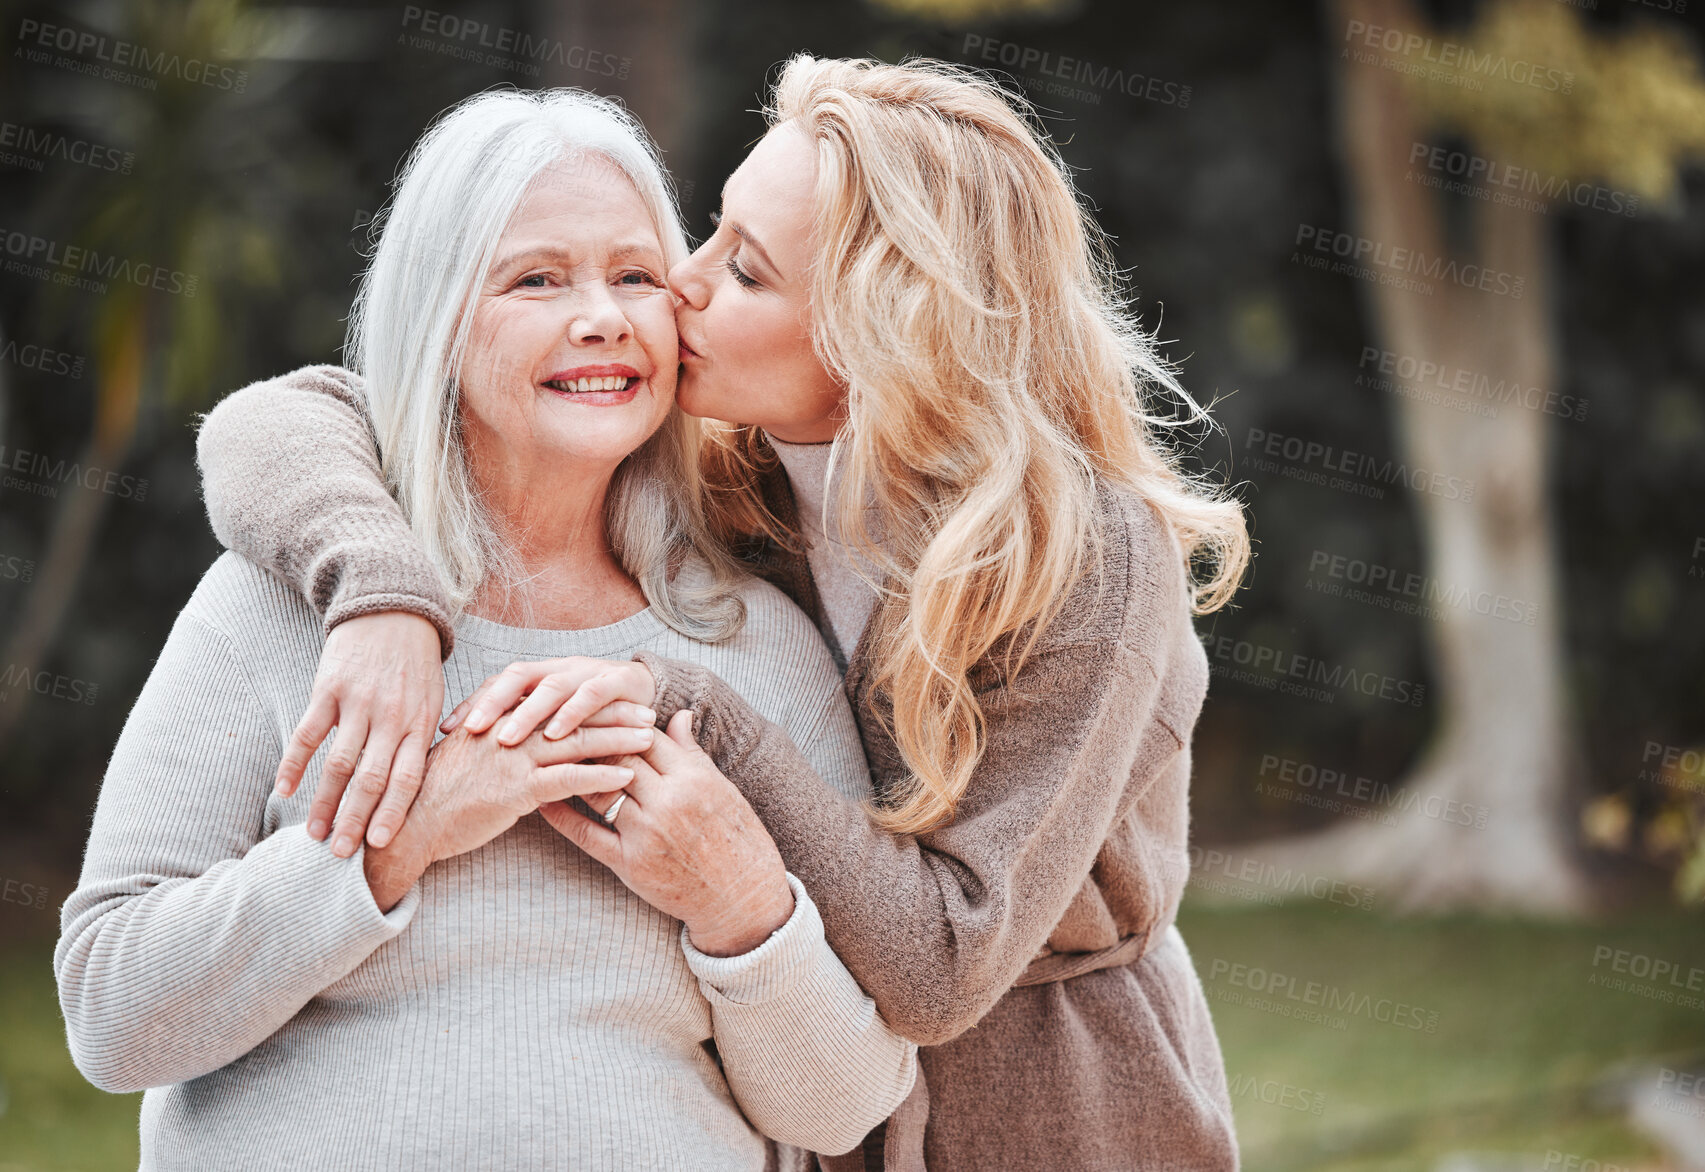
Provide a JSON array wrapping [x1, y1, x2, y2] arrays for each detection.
[[451, 605, 668, 658]]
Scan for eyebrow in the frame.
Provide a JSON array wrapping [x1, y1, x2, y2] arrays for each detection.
[[491, 240, 661, 273], [730, 222, 781, 280]]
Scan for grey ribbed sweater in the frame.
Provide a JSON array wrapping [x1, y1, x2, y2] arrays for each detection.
[[54, 552, 916, 1171]]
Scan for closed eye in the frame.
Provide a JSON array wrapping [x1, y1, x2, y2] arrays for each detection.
[[725, 254, 759, 289]]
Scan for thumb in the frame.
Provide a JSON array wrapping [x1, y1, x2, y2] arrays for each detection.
[[639, 708, 697, 773], [666, 707, 697, 749]]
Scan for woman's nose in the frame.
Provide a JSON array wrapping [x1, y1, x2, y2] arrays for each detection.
[[567, 286, 631, 345], [667, 247, 710, 310]]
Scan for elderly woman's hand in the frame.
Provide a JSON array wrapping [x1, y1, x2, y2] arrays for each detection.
[[538, 711, 796, 957], [362, 716, 657, 911], [440, 656, 656, 747]]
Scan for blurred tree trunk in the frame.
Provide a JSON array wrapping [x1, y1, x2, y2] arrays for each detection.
[[1248, 0, 1592, 913], [0, 306, 145, 747]]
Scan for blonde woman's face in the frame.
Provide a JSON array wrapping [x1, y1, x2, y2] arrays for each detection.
[[669, 122, 846, 443], [460, 157, 677, 476]]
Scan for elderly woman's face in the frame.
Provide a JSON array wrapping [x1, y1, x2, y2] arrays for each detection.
[[460, 156, 676, 477]]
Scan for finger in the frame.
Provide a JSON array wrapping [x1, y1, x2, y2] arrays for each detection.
[[639, 709, 697, 772], [581, 788, 632, 822], [605, 752, 663, 802], [277, 692, 338, 798], [530, 724, 655, 768], [537, 672, 637, 742], [440, 695, 473, 733], [331, 729, 402, 857], [538, 800, 623, 867], [563, 700, 658, 732], [365, 729, 428, 849], [306, 716, 369, 841], [467, 662, 574, 734], [529, 762, 638, 804], [497, 676, 582, 746]]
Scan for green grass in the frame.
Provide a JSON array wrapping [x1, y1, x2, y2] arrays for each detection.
[[0, 949, 139, 1172], [1178, 898, 1705, 1171], [3, 902, 1703, 1170]]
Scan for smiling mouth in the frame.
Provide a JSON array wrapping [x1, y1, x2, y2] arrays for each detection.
[[542, 375, 640, 394]]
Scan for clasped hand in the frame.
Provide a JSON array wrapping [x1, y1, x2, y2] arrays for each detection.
[[288, 615, 793, 955]]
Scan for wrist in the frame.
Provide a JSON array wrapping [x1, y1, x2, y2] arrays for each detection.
[[362, 818, 431, 912], [685, 870, 796, 958]]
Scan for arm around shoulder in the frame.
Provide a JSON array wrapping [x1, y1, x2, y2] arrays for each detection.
[[194, 363, 455, 656]]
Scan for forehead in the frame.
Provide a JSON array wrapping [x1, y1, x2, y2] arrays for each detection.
[[723, 122, 817, 221], [500, 155, 660, 252]]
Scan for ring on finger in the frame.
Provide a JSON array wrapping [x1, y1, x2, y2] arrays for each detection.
[[601, 790, 630, 826]]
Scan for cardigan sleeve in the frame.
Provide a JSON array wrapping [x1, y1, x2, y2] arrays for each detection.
[[194, 363, 456, 657], [53, 604, 421, 1093], [634, 631, 1183, 1048]]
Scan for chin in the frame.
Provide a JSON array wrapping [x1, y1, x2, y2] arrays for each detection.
[[674, 373, 722, 422]]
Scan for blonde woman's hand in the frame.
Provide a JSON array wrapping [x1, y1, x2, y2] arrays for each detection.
[[540, 710, 796, 957], [439, 656, 657, 747], [278, 612, 445, 857]]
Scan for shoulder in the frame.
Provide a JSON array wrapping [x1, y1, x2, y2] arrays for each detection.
[[178, 552, 325, 665], [1038, 479, 1194, 658]]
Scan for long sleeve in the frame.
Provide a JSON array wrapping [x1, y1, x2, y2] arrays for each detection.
[[53, 607, 421, 1093], [683, 871, 917, 1155], [194, 363, 456, 655]]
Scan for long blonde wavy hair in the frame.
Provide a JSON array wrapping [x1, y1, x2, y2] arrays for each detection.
[[702, 55, 1250, 834]]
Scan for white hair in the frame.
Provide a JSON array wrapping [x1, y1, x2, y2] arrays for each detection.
[[346, 86, 744, 639]]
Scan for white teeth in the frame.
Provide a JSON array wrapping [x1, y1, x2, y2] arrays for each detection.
[[549, 375, 631, 393]]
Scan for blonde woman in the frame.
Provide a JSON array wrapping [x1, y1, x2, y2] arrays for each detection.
[[56, 87, 917, 1171], [195, 58, 1247, 1170]]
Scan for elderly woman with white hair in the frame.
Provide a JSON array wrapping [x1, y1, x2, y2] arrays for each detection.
[[53, 88, 915, 1171]]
